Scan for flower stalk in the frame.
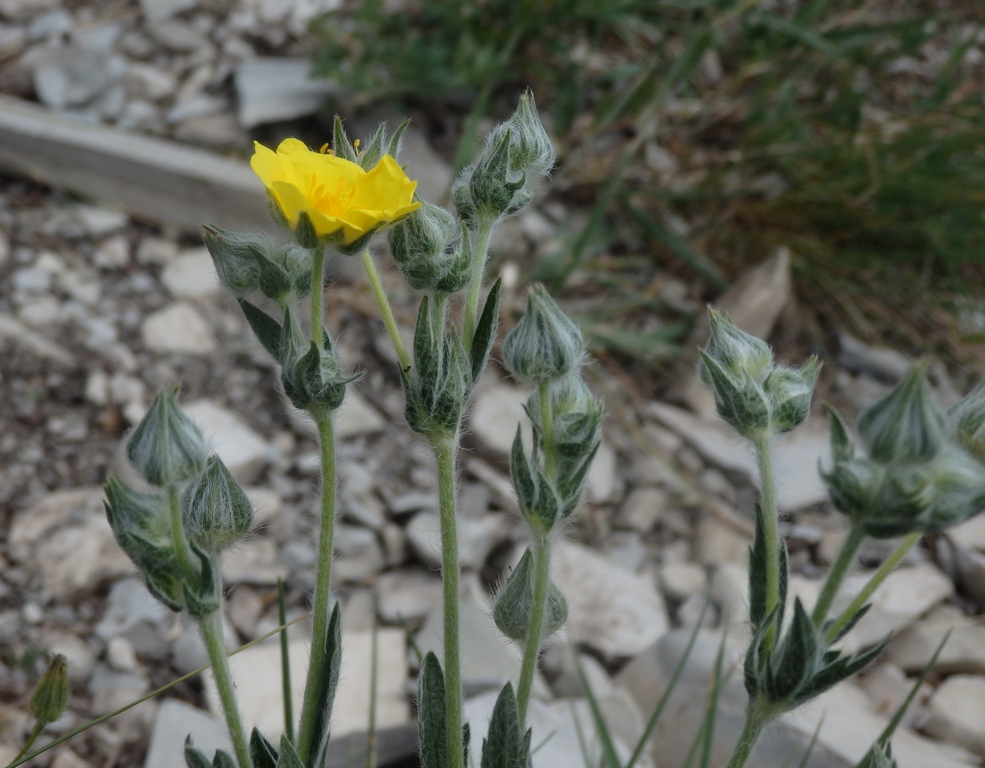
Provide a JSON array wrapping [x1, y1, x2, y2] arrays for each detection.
[[200, 611, 252, 768], [751, 430, 781, 648], [516, 532, 551, 725], [812, 523, 866, 626]]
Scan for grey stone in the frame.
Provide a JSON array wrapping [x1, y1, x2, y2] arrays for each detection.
[[226, 586, 264, 639], [8, 488, 134, 599], [138, 0, 195, 23], [553, 539, 668, 661], [160, 247, 219, 298], [0, 0, 58, 20], [649, 403, 831, 511], [12, 266, 51, 293], [182, 400, 271, 484], [616, 486, 668, 533], [222, 537, 286, 585], [406, 510, 513, 570], [857, 662, 929, 729], [42, 631, 96, 683], [469, 380, 530, 460], [659, 562, 708, 602], [887, 604, 985, 675], [924, 675, 985, 757], [145, 699, 230, 768], [93, 234, 130, 268], [95, 578, 171, 659], [27, 9, 71, 41], [88, 663, 149, 714], [376, 569, 442, 625], [837, 333, 912, 383], [124, 63, 177, 102], [33, 47, 125, 109], [141, 303, 216, 355], [334, 525, 385, 583], [106, 636, 138, 673], [336, 389, 385, 439], [234, 57, 340, 128]]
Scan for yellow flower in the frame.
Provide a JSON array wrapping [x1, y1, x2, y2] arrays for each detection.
[[250, 138, 421, 247]]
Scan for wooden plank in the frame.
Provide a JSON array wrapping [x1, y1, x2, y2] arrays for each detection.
[[0, 94, 271, 235]]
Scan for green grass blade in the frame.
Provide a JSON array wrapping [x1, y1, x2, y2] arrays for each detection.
[[698, 630, 729, 768], [575, 659, 624, 768]]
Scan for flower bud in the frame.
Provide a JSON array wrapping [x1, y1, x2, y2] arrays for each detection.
[[702, 308, 772, 380], [505, 91, 555, 178], [388, 200, 468, 293], [765, 358, 821, 433], [525, 372, 603, 460], [127, 388, 207, 487], [30, 655, 68, 724], [857, 365, 946, 463], [698, 352, 771, 436], [469, 127, 530, 222], [281, 327, 360, 414], [502, 285, 584, 382], [493, 549, 568, 641], [182, 457, 254, 552], [949, 380, 985, 461], [203, 225, 263, 296]]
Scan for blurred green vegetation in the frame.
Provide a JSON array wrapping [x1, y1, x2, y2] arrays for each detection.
[[313, 0, 985, 368]]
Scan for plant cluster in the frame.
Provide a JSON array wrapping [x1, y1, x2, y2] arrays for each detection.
[[8, 89, 985, 768]]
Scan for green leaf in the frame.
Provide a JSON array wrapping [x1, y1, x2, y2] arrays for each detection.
[[387, 119, 410, 159], [333, 116, 358, 163], [276, 735, 305, 768], [768, 599, 818, 702], [748, 503, 768, 629], [251, 728, 279, 768], [469, 277, 502, 384], [211, 750, 236, 768], [823, 603, 871, 644], [309, 603, 343, 768], [238, 300, 284, 363], [418, 652, 448, 768], [183, 738, 212, 768]]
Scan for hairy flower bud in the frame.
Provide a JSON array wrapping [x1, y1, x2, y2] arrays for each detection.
[[949, 380, 985, 462], [182, 456, 254, 552], [127, 388, 207, 487], [493, 548, 568, 641], [703, 308, 772, 380], [388, 200, 469, 293], [857, 365, 946, 463], [203, 227, 312, 304], [506, 91, 555, 178], [765, 359, 821, 433], [502, 285, 584, 382], [525, 372, 604, 459], [30, 655, 68, 724]]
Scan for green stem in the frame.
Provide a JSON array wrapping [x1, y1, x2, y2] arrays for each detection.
[[824, 532, 921, 644], [277, 578, 294, 744], [296, 411, 338, 763], [725, 700, 770, 768], [462, 217, 495, 349], [311, 247, 325, 347], [11, 722, 43, 764], [360, 249, 410, 371], [200, 611, 252, 768], [516, 533, 551, 725], [432, 434, 464, 768], [167, 485, 196, 583], [537, 380, 556, 479], [811, 524, 865, 627], [751, 430, 780, 648]]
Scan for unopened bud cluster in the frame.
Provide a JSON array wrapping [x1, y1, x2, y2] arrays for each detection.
[[452, 91, 554, 227], [824, 367, 985, 538], [105, 388, 254, 617], [699, 308, 819, 437], [493, 549, 567, 641]]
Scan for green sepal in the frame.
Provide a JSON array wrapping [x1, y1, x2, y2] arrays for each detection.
[[127, 387, 207, 487], [388, 119, 410, 160], [481, 682, 532, 768], [293, 211, 319, 251], [469, 277, 502, 384], [823, 603, 872, 644], [556, 439, 599, 520], [418, 652, 448, 768], [794, 635, 890, 705], [333, 116, 358, 163], [183, 544, 222, 619], [250, 728, 278, 768], [211, 751, 236, 768], [275, 735, 305, 768], [238, 300, 284, 363], [765, 599, 819, 702], [307, 603, 343, 768], [183, 739, 211, 768]]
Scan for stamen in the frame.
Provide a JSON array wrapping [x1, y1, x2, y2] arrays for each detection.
[[319, 143, 330, 154]]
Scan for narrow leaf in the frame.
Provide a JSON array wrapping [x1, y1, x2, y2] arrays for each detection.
[[251, 728, 279, 768], [469, 277, 502, 384], [238, 300, 284, 362], [212, 750, 236, 768], [276, 735, 305, 768], [183, 738, 212, 768], [418, 652, 448, 768], [309, 603, 343, 768]]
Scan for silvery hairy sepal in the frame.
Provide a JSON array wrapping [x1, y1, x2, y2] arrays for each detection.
[[403, 297, 474, 439], [492, 548, 568, 641], [331, 114, 409, 170], [822, 375, 985, 538], [510, 428, 562, 534], [127, 387, 207, 487], [388, 200, 470, 294], [525, 372, 603, 459], [506, 91, 556, 178], [502, 285, 584, 383], [182, 456, 254, 552], [857, 365, 946, 462], [464, 127, 533, 223], [699, 308, 819, 436], [204, 225, 312, 304], [104, 475, 221, 617], [949, 380, 985, 462], [280, 307, 360, 414], [30, 654, 68, 725]]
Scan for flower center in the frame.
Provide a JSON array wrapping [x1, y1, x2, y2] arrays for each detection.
[[309, 175, 357, 218]]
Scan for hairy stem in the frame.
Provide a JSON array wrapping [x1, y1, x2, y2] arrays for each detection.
[[200, 611, 252, 768], [751, 430, 780, 649], [725, 699, 770, 768], [432, 434, 464, 768], [361, 249, 410, 371], [462, 217, 495, 349], [812, 523, 865, 627], [824, 532, 921, 644], [516, 533, 551, 725], [12, 722, 44, 765], [296, 411, 338, 763], [310, 247, 325, 347], [167, 485, 196, 583], [538, 380, 556, 479]]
